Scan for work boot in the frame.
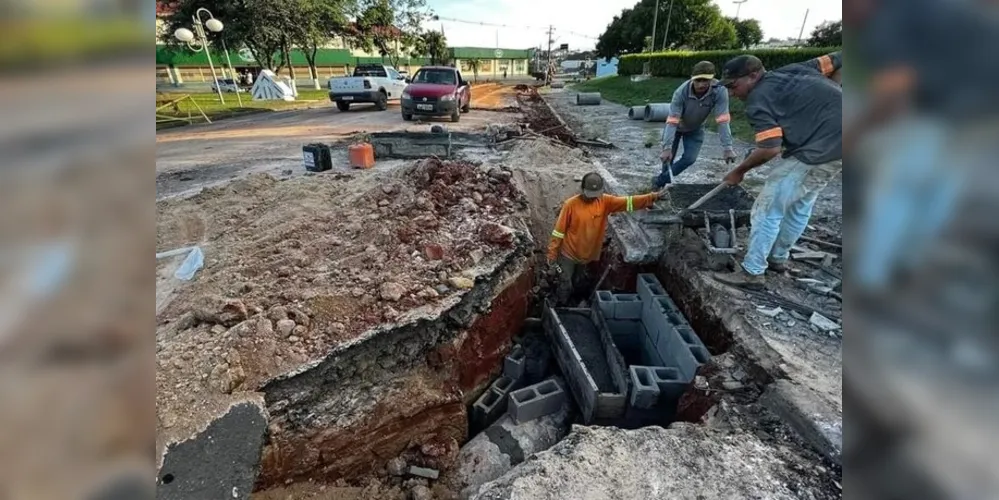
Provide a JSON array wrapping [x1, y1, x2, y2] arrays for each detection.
[[767, 258, 789, 273], [713, 266, 765, 289]]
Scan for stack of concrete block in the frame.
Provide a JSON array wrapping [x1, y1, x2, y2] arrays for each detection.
[[635, 274, 711, 382], [472, 375, 518, 431], [596, 291, 644, 320], [508, 378, 567, 424]]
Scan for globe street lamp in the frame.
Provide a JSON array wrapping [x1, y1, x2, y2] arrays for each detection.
[[175, 8, 227, 104]]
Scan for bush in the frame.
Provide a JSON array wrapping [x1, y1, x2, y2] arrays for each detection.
[[618, 47, 840, 77]]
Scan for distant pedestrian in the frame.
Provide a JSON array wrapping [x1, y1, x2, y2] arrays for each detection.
[[503, 69, 507, 79], [654, 61, 737, 188]]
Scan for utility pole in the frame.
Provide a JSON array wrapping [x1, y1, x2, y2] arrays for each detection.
[[546, 25, 555, 85], [650, 0, 660, 52], [796, 8, 809, 45], [661, 0, 675, 51], [733, 0, 748, 20]]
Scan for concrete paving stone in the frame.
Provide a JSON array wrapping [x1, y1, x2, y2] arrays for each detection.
[[596, 290, 615, 319], [612, 294, 642, 319], [507, 378, 567, 424], [503, 344, 526, 381], [628, 366, 661, 410]]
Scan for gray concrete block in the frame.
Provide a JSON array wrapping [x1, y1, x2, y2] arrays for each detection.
[[655, 326, 683, 371], [596, 290, 615, 319], [628, 366, 661, 410], [606, 319, 643, 353], [636, 273, 666, 304], [674, 325, 699, 347], [508, 379, 567, 424], [650, 366, 688, 403], [612, 294, 642, 319], [641, 299, 671, 349], [472, 388, 507, 431], [672, 343, 711, 382], [641, 328, 663, 366], [503, 344, 526, 381]]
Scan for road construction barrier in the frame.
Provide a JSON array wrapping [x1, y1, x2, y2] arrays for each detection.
[[627, 106, 645, 120], [644, 103, 670, 121], [576, 92, 601, 105]]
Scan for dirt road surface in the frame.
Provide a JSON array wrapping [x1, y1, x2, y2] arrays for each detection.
[[156, 84, 519, 200]]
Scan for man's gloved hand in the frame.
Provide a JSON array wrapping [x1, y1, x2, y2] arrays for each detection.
[[548, 261, 562, 275], [659, 149, 673, 164], [723, 149, 737, 164]]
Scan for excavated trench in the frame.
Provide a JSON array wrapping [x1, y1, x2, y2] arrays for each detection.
[[156, 89, 804, 500]]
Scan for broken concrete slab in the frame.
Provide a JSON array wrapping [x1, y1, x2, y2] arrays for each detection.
[[452, 407, 571, 499], [156, 395, 268, 500], [761, 380, 843, 465]]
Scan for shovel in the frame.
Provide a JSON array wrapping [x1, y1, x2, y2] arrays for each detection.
[[655, 181, 731, 225]]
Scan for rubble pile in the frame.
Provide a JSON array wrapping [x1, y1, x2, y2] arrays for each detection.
[[515, 86, 578, 146], [156, 159, 529, 395]]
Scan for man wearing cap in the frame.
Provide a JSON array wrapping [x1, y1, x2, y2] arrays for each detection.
[[712, 52, 842, 288], [654, 61, 738, 188], [548, 173, 665, 305]]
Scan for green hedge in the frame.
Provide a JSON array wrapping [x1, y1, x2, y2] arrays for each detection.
[[618, 47, 840, 77]]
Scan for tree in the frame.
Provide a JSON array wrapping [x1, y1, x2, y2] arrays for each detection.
[[356, 0, 429, 67], [596, 0, 737, 59], [288, 0, 357, 89], [729, 18, 763, 49], [807, 20, 842, 47], [467, 59, 481, 82], [418, 31, 448, 65]]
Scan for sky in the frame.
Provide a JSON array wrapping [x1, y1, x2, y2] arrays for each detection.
[[424, 0, 842, 51]]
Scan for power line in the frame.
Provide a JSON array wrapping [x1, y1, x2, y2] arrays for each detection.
[[431, 14, 600, 40]]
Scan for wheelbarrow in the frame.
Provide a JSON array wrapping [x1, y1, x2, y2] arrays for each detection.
[[640, 183, 756, 254]]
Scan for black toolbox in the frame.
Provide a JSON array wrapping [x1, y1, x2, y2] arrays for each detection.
[[302, 143, 332, 172]]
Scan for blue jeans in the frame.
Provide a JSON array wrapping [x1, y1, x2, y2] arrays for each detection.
[[655, 128, 705, 187], [856, 119, 961, 290], [743, 158, 841, 275]]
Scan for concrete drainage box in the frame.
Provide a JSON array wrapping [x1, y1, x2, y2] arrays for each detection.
[[542, 301, 627, 423], [368, 131, 491, 159]]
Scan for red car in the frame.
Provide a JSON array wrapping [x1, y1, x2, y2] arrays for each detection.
[[401, 66, 471, 123]]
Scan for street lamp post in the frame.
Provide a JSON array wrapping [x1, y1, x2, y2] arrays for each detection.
[[733, 0, 749, 20], [175, 8, 226, 104]]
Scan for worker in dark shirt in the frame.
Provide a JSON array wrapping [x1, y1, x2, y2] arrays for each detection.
[[712, 52, 843, 288]]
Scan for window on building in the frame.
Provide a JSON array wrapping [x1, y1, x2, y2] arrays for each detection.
[[515, 60, 526, 73], [459, 59, 473, 72]]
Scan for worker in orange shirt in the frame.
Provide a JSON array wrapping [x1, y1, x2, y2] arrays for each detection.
[[547, 172, 665, 305]]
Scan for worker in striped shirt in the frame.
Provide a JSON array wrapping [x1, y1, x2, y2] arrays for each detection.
[[548, 173, 665, 305], [655, 61, 738, 188]]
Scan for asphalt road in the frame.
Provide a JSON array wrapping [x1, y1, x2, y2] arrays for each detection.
[[156, 86, 519, 200]]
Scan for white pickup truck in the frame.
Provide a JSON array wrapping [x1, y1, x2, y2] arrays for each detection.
[[328, 64, 409, 112]]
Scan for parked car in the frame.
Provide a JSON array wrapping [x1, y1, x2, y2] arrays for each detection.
[[211, 78, 243, 93], [400, 66, 471, 123], [328, 64, 408, 111]]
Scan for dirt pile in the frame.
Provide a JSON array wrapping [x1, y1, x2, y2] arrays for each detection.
[[156, 159, 529, 397]]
